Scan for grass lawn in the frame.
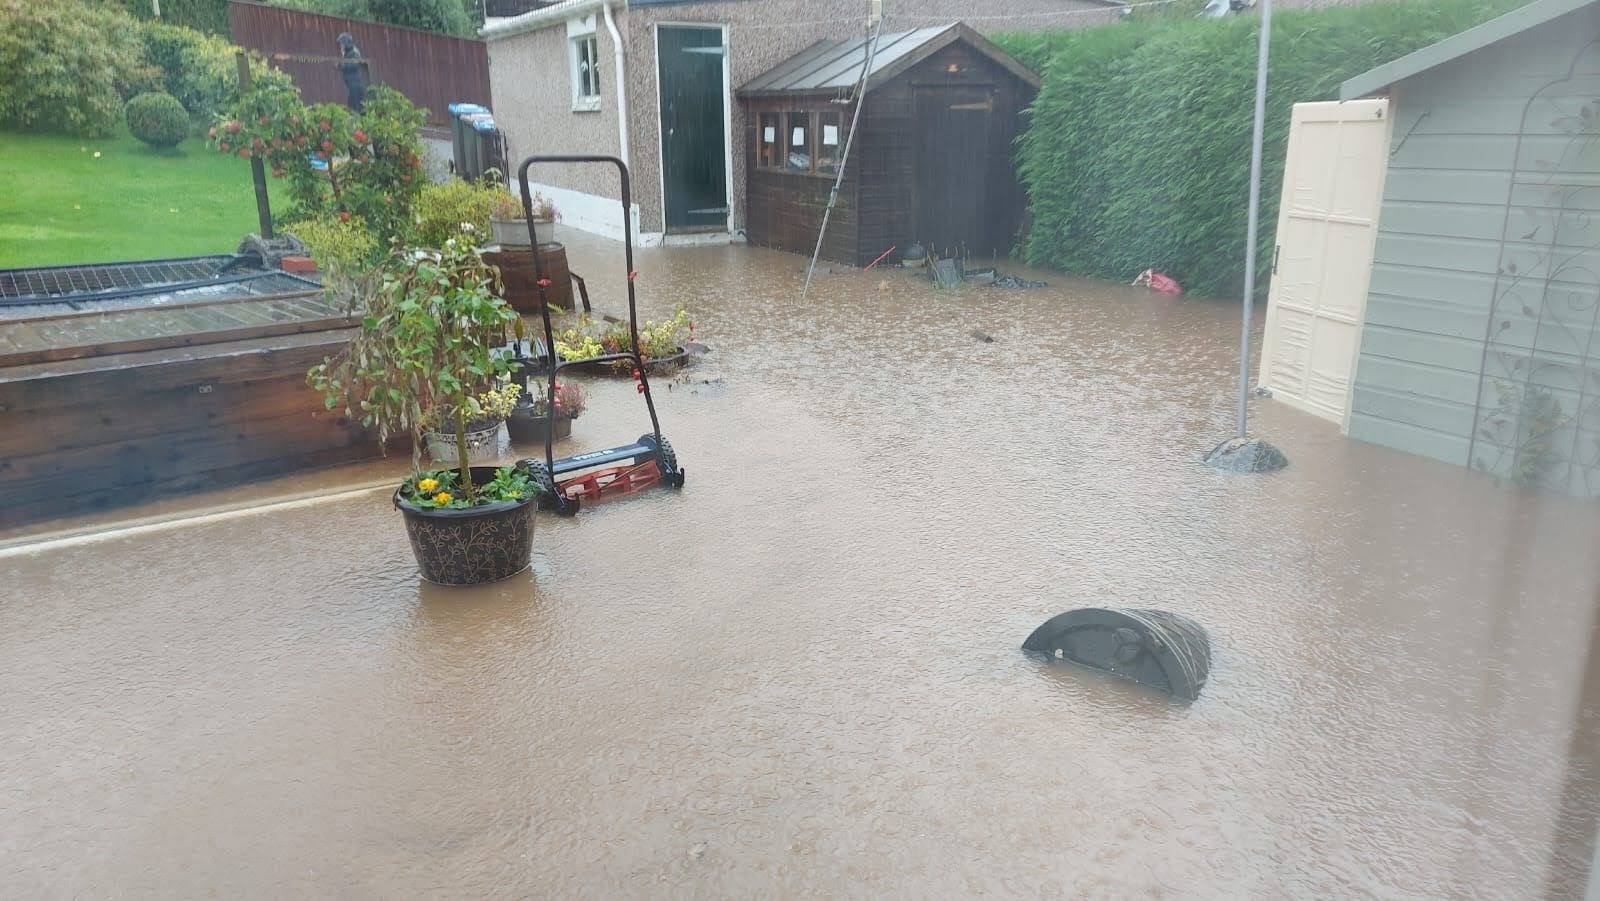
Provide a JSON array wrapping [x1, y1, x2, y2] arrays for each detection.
[[0, 126, 283, 269]]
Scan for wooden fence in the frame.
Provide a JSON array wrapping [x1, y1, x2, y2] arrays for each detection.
[[227, 1, 490, 127]]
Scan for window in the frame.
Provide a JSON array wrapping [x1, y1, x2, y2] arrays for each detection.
[[571, 33, 601, 111], [785, 111, 812, 172], [816, 111, 842, 174], [757, 112, 782, 169]]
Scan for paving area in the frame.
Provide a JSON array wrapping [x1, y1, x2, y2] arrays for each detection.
[[4, 231, 1599, 897]]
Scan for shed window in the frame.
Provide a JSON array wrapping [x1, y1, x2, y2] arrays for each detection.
[[816, 111, 842, 174], [571, 33, 601, 111], [785, 111, 812, 172], [757, 112, 781, 169]]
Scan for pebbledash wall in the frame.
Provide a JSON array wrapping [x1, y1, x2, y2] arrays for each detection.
[[483, 0, 1119, 246]]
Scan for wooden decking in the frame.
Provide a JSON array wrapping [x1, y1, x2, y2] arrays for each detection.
[[0, 289, 381, 532], [0, 291, 354, 367]]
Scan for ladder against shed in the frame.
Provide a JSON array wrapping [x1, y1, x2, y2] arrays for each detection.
[[736, 23, 1040, 267], [0, 284, 381, 531]]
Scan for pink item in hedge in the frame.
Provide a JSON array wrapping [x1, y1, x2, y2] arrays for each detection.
[[1132, 269, 1183, 295]]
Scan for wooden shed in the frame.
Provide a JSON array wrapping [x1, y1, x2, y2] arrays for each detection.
[[737, 24, 1040, 267]]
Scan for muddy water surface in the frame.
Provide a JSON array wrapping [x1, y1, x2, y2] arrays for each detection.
[[4, 233, 1600, 898]]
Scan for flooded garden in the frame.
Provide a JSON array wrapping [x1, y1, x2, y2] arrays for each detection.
[[4, 233, 1599, 897]]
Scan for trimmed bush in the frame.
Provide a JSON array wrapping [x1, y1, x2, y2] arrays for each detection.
[[126, 92, 191, 148], [414, 178, 504, 249], [285, 214, 380, 277], [140, 22, 292, 123], [997, 0, 1526, 299], [0, 0, 155, 137]]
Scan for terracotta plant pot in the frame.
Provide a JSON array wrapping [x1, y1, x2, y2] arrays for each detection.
[[394, 466, 536, 585]]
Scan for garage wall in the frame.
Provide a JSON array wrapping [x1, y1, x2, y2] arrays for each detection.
[[1348, 5, 1600, 496]]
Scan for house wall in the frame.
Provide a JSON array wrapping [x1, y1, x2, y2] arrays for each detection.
[[486, 9, 638, 239], [625, 0, 1105, 237], [1348, 5, 1600, 497]]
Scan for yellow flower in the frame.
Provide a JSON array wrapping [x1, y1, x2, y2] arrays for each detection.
[[433, 491, 453, 504], [417, 477, 439, 492]]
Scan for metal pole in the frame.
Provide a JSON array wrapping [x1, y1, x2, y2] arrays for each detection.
[[1235, 0, 1270, 439], [801, 8, 885, 301], [236, 51, 274, 240]]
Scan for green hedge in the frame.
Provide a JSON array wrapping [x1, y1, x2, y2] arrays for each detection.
[[141, 22, 290, 122], [0, 0, 154, 137], [997, 0, 1527, 299], [116, 0, 232, 35]]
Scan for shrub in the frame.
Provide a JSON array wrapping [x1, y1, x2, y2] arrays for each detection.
[[415, 178, 503, 249], [284, 214, 380, 277], [125, 92, 191, 148], [997, 0, 1527, 299], [0, 0, 155, 137], [211, 82, 426, 246], [141, 22, 290, 122]]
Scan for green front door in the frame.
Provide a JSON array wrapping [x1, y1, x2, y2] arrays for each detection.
[[657, 26, 727, 233]]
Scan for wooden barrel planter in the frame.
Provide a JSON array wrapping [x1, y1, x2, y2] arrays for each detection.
[[484, 243, 573, 314]]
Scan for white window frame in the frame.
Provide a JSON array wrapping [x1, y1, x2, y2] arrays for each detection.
[[567, 17, 601, 113]]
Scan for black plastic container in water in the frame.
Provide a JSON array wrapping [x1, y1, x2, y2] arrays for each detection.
[[1023, 608, 1211, 702]]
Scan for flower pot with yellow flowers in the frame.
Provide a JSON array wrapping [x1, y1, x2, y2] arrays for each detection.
[[308, 230, 542, 585]]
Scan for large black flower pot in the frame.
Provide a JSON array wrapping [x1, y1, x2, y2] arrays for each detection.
[[393, 466, 537, 586], [506, 407, 572, 445]]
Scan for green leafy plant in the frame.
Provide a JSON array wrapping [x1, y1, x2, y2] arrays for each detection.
[[125, 91, 190, 149], [0, 0, 155, 137], [284, 213, 380, 279], [210, 82, 425, 245], [415, 178, 503, 248], [995, 0, 1526, 299], [554, 309, 692, 369], [423, 380, 522, 430], [308, 230, 517, 504], [527, 379, 586, 419], [400, 465, 537, 510], [116, 0, 232, 34]]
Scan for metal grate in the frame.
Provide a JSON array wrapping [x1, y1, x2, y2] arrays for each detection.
[[0, 256, 238, 301]]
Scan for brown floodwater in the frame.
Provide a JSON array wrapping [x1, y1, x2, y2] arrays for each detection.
[[4, 232, 1600, 898]]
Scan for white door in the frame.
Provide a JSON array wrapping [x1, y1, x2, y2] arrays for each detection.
[[1258, 98, 1391, 429]]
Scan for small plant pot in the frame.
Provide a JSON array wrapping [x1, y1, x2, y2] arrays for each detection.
[[425, 421, 504, 466], [491, 217, 554, 249], [506, 408, 573, 445], [394, 466, 536, 585]]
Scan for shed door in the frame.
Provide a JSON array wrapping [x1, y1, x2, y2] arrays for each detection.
[[1259, 99, 1391, 429], [914, 85, 994, 258], [657, 25, 727, 233]]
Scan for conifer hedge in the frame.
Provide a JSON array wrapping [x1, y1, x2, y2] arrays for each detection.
[[996, 0, 1525, 299]]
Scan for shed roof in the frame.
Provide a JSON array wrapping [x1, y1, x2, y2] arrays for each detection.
[[1340, 0, 1597, 100], [737, 23, 1041, 98]]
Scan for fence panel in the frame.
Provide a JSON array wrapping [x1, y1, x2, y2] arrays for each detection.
[[228, 1, 490, 126]]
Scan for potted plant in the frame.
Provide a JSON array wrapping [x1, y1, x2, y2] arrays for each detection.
[[308, 229, 539, 585], [422, 380, 520, 465], [490, 191, 558, 248], [507, 379, 587, 445], [554, 308, 693, 374]]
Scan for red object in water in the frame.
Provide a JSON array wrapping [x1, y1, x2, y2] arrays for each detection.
[[1132, 269, 1183, 295], [280, 255, 317, 274], [556, 460, 663, 505]]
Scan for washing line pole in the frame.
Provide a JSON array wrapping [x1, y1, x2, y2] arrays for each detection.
[[801, 6, 886, 302], [1234, 0, 1271, 439]]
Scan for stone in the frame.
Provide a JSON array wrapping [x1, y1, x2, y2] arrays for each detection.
[[1202, 436, 1288, 473]]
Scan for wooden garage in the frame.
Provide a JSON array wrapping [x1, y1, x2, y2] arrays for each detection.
[[738, 23, 1040, 267]]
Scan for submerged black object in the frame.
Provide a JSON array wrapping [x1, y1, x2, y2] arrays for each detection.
[[1023, 608, 1211, 702]]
